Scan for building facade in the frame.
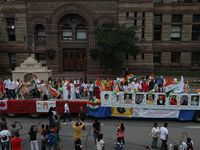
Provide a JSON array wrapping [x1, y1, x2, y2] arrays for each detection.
[[0, 0, 200, 76]]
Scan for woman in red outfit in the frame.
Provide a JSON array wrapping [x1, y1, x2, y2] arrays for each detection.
[[170, 95, 177, 105], [11, 133, 22, 150]]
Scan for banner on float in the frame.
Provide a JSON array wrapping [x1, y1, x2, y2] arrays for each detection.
[[101, 91, 200, 110], [111, 107, 133, 117], [36, 101, 56, 112], [132, 108, 180, 118]]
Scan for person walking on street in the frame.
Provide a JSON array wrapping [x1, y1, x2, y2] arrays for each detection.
[[72, 119, 84, 145], [44, 130, 54, 150], [78, 107, 86, 130], [11, 132, 22, 150], [0, 125, 11, 150], [96, 133, 105, 150], [48, 107, 54, 129], [63, 101, 72, 124], [93, 118, 101, 147], [180, 132, 194, 150], [54, 115, 61, 141], [0, 118, 8, 131], [116, 120, 125, 147], [75, 139, 83, 150], [29, 125, 39, 150], [10, 121, 23, 138], [160, 123, 168, 150], [151, 123, 160, 148]]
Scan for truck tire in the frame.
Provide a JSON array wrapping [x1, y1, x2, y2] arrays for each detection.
[[7, 113, 18, 118], [29, 113, 41, 118], [193, 111, 200, 122]]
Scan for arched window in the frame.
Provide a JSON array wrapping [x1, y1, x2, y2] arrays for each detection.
[[76, 24, 86, 40], [35, 24, 46, 41], [62, 24, 72, 40]]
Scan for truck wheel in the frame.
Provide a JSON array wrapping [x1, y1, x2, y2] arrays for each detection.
[[29, 113, 41, 118], [193, 111, 200, 122], [7, 113, 18, 118]]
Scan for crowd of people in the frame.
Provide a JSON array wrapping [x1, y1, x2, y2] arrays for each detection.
[[0, 110, 194, 150], [1, 74, 168, 101]]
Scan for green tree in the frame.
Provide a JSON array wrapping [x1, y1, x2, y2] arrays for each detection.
[[90, 21, 140, 73]]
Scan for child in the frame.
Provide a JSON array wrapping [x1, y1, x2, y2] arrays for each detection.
[[114, 137, 124, 150], [41, 124, 46, 150], [75, 84, 80, 99], [89, 81, 94, 101]]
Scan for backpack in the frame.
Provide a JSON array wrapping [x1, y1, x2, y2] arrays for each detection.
[[186, 142, 193, 150], [48, 133, 54, 146], [115, 142, 123, 150]]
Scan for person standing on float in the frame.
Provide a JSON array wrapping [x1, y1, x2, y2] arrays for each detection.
[[70, 80, 75, 100], [63, 80, 69, 100]]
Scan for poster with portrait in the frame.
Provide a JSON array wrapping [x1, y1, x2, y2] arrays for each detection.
[[179, 94, 189, 109], [134, 92, 145, 108], [168, 94, 179, 109], [145, 94, 156, 108], [111, 107, 133, 117], [156, 93, 166, 108], [123, 93, 133, 107], [101, 91, 113, 107], [190, 94, 200, 109], [113, 92, 124, 107]]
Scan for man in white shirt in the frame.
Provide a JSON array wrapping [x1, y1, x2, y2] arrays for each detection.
[[89, 81, 94, 101], [8, 78, 16, 100], [180, 133, 193, 150], [3, 77, 10, 98], [160, 123, 168, 150], [63, 101, 72, 124], [0, 125, 11, 150]]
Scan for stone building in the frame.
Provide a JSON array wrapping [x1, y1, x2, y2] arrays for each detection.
[[0, 0, 200, 77]]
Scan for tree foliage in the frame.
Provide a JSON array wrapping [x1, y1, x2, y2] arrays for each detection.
[[90, 21, 140, 72]]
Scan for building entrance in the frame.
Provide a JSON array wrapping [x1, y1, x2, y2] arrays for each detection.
[[63, 49, 87, 71]]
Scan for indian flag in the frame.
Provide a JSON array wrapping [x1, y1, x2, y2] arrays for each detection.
[[128, 75, 138, 82], [49, 86, 60, 98], [164, 83, 180, 97], [86, 101, 99, 111], [147, 132, 153, 138], [16, 81, 23, 95], [24, 88, 35, 95], [94, 78, 100, 87], [31, 75, 37, 89], [126, 74, 134, 80]]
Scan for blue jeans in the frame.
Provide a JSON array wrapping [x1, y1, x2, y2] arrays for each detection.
[[63, 112, 72, 122], [48, 117, 54, 129], [8, 90, 15, 99], [76, 93, 80, 99], [1, 141, 9, 150], [89, 91, 93, 100], [152, 137, 158, 147]]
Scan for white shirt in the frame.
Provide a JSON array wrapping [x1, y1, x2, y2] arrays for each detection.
[[0, 130, 11, 142], [70, 83, 75, 90], [131, 82, 140, 91], [89, 84, 93, 91], [182, 141, 193, 150], [96, 139, 105, 150], [152, 127, 160, 138], [64, 103, 69, 113], [76, 86, 80, 93], [160, 127, 168, 140], [74, 80, 80, 85], [8, 80, 16, 90], [83, 84, 88, 90], [3, 79, 10, 88]]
